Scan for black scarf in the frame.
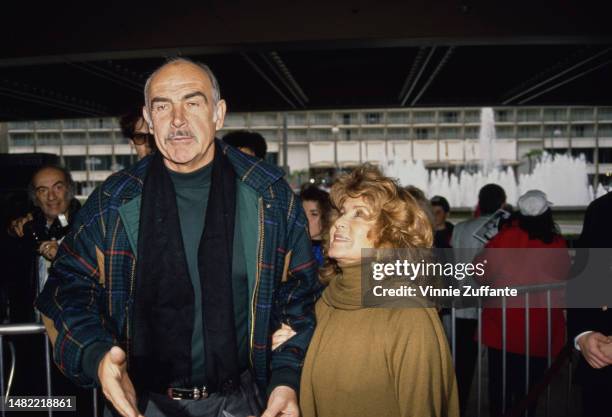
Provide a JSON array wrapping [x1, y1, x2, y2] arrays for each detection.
[[131, 145, 239, 392]]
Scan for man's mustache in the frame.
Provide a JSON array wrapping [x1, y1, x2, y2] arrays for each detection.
[[165, 130, 196, 141]]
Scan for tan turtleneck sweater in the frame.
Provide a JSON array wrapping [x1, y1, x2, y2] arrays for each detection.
[[300, 263, 459, 417]]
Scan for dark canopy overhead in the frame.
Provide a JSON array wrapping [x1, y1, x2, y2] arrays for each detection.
[[1, 1, 611, 120]]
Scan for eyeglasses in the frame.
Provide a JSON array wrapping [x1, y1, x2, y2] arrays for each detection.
[[132, 133, 153, 145]]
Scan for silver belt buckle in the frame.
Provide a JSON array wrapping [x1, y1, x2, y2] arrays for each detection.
[[194, 386, 209, 400]]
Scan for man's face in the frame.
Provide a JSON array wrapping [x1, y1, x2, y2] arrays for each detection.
[[130, 117, 153, 161], [144, 61, 226, 173], [432, 205, 448, 229], [33, 168, 71, 223]]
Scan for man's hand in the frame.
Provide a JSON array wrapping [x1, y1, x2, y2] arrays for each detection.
[[98, 346, 143, 417], [254, 386, 299, 417], [271, 324, 296, 351], [38, 240, 59, 261], [8, 213, 33, 237], [577, 331, 612, 369]]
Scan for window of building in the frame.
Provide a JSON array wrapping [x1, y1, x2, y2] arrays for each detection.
[[224, 114, 247, 127], [251, 113, 278, 126], [313, 113, 333, 125], [309, 129, 331, 141], [387, 128, 410, 140], [518, 126, 541, 138], [85, 155, 113, 171], [543, 108, 567, 122], [496, 126, 515, 139], [599, 124, 612, 138], [415, 128, 431, 139], [343, 129, 355, 141], [88, 118, 116, 129], [598, 148, 612, 164], [413, 111, 436, 124], [571, 125, 594, 138], [341, 113, 359, 125], [571, 148, 594, 163], [364, 112, 382, 124], [571, 108, 595, 121], [439, 127, 460, 139], [387, 112, 410, 124], [289, 130, 308, 141], [63, 119, 88, 130], [8, 121, 35, 130], [362, 128, 384, 140], [441, 111, 458, 123], [495, 110, 512, 122], [9, 133, 35, 146], [544, 125, 567, 138], [464, 126, 479, 139], [517, 109, 540, 122], [89, 132, 113, 144], [63, 132, 88, 145], [287, 113, 307, 126], [464, 111, 480, 123], [37, 132, 61, 145], [36, 120, 61, 129], [598, 107, 612, 121], [63, 155, 87, 171]]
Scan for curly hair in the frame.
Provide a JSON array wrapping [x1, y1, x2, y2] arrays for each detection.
[[321, 164, 433, 281]]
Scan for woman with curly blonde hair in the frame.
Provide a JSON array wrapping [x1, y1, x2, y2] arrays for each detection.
[[299, 165, 458, 417]]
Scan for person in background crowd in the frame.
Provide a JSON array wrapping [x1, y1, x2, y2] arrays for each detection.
[[300, 165, 459, 417], [405, 185, 435, 228], [431, 195, 454, 248], [119, 106, 157, 160], [477, 190, 570, 417], [8, 165, 81, 289], [5, 164, 89, 415], [36, 58, 319, 417], [449, 183, 506, 416], [223, 130, 267, 159], [300, 184, 331, 266]]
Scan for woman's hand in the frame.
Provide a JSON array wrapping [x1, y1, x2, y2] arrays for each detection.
[[271, 323, 296, 350]]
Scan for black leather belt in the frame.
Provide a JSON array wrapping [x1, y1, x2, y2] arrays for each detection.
[[166, 379, 239, 400], [167, 386, 210, 400]]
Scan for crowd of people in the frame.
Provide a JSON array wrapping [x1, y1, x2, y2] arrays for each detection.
[[1, 57, 611, 417]]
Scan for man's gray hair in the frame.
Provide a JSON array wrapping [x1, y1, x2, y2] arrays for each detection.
[[143, 57, 221, 113]]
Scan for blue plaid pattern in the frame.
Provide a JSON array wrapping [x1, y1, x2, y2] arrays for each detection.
[[36, 140, 322, 390]]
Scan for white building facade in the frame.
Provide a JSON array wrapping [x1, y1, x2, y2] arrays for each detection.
[[5, 106, 612, 194]]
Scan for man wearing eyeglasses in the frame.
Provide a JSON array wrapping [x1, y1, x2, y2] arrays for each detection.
[[120, 108, 156, 161]]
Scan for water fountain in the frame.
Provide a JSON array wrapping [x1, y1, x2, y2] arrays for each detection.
[[385, 108, 605, 208]]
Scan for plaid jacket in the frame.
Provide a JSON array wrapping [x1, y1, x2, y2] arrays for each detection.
[[36, 141, 321, 392]]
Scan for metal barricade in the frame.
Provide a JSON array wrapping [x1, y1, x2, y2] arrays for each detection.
[[448, 281, 570, 417], [0, 323, 98, 417]]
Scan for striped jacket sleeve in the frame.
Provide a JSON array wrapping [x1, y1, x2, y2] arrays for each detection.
[[35, 185, 114, 387]]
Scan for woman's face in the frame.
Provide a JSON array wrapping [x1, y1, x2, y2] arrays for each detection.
[[303, 200, 323, 240], [328, 196, 376, 266]]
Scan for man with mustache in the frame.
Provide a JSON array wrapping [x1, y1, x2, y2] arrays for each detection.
[[36, 58, 320, 417]]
